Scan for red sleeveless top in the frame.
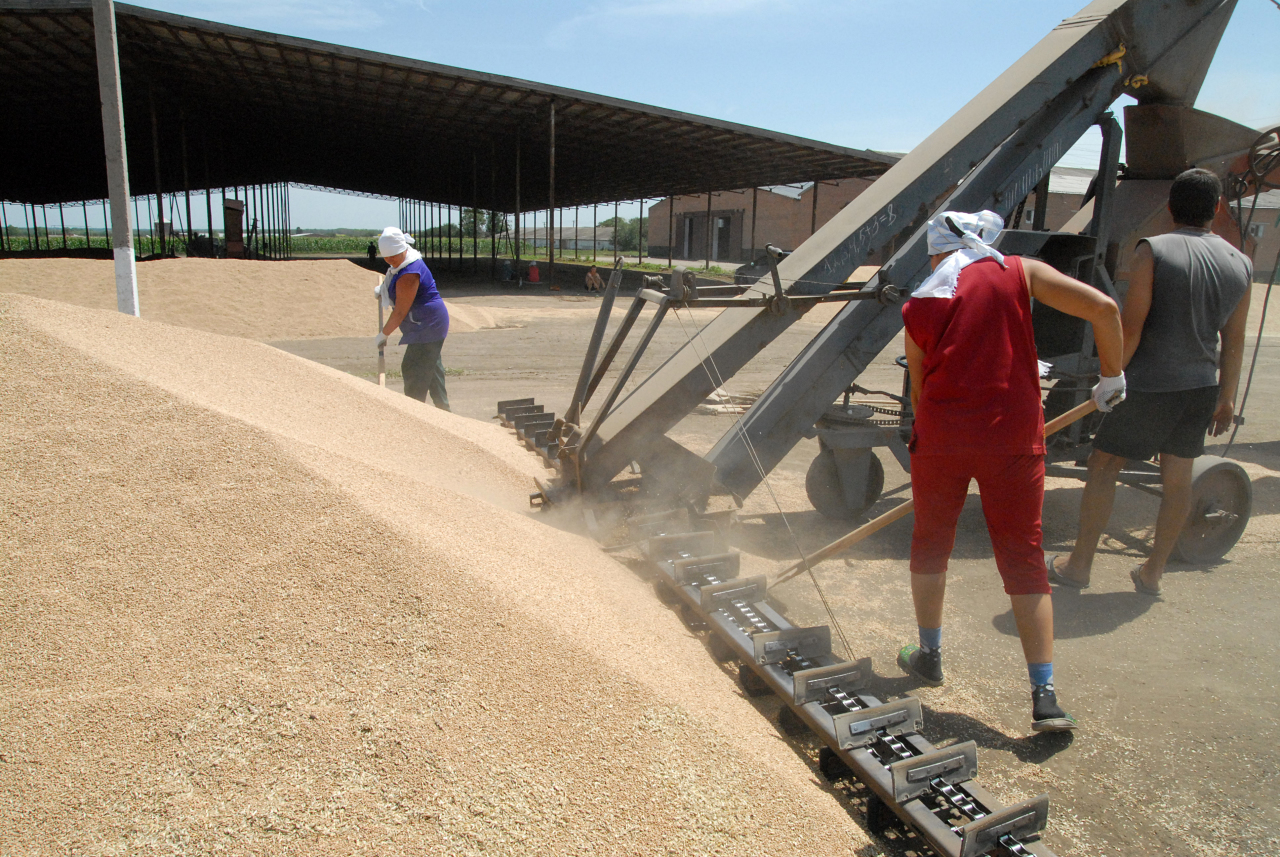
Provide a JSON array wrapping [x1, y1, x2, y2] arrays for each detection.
[[902, 255, 1044, 455]]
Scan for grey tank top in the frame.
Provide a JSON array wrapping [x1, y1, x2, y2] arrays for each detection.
[[1126, 229, 1252, 392]]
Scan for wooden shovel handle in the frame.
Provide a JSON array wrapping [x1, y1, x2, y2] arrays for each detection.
[[771, 399, 1098, 586]]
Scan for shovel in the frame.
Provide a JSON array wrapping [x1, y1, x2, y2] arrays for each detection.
[[771, 398, 1100, 587]]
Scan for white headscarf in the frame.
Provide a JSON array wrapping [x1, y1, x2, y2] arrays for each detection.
[[374, 227, 423, 308], [378, 226, 416, 259], [913, 210, 1007, 299]]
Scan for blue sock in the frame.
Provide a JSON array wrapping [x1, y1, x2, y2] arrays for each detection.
[[918, 626, 942, 653], [1028, 662, 1054, 689]]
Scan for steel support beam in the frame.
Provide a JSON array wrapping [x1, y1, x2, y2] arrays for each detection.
[[576, 0, 1237, 496], [92, 0, 138, 315]]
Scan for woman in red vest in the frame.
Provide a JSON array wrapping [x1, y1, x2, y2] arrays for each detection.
[[898, 210, 1124, 732]]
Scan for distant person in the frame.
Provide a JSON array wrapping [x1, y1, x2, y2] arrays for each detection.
[[1050, 169, 1252, 596], [898, 209, 1123, 732], [528, 260, 540, 284], [366, 241, 377, 262], [374, 227, 450, 411], [585, 265, 605, 292]]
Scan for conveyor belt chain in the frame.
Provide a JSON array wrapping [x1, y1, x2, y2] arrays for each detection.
[[634, 520, 1056, 857]]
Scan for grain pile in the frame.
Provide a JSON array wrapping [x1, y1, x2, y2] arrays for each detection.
[[0, 258, 504, 340], [0, 293, 872, 855]]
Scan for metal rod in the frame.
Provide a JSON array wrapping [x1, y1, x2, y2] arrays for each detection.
[[489, 140, 497, 278], [59, 204, 68, 249], [181, 110, 192, 245], [811, 179, 819, 235], [704, 192, 711, 270], [567, 260, 624, 424], [514, 133, 521, 267], [638, 198, 644, 265], [548, 101, 555, 281], [750, 187, 757, 261], [472, 152, 478, 269], [614, 200, 619, 264], [583, 294, 646, 404], [1032, 173, 1050, 231], [667, 195, 674, 268], [580, 298, 671, 453], [149, 89, 166, 257]]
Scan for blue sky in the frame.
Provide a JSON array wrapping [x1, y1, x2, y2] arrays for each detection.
[[16, 0, 1280, 230]]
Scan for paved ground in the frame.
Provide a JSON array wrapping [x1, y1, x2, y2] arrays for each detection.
[[275, 277, 1280, 857]]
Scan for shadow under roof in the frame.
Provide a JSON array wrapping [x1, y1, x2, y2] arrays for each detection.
[[0, 1, 896, 208]]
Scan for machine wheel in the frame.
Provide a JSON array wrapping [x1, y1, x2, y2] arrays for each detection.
[[1173, 456, 1252, 564], [818, 746, 853, 782], [738, 666, 773, 698], [866, 794, 900, 836], [653, 580, 679, 606], [777, 705, 809, 737], [806, 449, 885, 521], [705, 633, 737, 663]]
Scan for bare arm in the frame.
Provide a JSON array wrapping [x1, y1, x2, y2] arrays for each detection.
[[1210, 285, 1252, 436], [1118, 242, 1154, 368], [1023, 257, 1123, 377], [383, 273, 419, 335], [904, 329, 924, 414]]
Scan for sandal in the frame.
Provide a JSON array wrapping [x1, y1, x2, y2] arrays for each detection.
[[1130, 565, 1162, 597], [1047, 555, 1089, 589]]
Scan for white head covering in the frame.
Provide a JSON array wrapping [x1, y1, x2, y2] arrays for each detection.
[[378, 226, 416, 258], [913, 210, 1007, 299], [373, 227, 424, 309]]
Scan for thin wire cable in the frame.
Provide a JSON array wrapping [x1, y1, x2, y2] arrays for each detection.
[[1224, 262, 1278, 456], [669, 305, 855, 658]]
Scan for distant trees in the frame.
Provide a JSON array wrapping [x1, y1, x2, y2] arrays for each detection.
[[599, 216, 645, 253]]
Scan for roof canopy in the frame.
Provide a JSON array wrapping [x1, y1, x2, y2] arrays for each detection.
[[0, 1, 896, 209]]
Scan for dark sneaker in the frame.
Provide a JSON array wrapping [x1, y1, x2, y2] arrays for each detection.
[[897, 644, 944, 686], [1031, 685, 1078, 732]]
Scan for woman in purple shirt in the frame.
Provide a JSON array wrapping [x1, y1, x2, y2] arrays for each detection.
[[375, 227, 450, 410]]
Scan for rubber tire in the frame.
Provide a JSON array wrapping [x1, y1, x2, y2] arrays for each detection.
[[818, 746, 853, 782], [738, 666, 773, 698], [705, 633, 737, 663], [866, 794, 899, 836], [805, 449, 885, 521], [1173, 456, 1252, 564], [777, 705, 809, 737]]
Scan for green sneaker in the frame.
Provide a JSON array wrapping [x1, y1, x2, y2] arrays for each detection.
[[897, 644, 944, 686], [1031, 685, 1078, 732]]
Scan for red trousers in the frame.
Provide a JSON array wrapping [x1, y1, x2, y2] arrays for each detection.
[[909, 454, 1051, 596]]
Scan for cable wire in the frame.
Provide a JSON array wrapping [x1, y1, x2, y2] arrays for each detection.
[[668, 305, 855, 659]]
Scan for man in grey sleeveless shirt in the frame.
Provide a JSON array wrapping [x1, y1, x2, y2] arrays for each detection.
[[1049, 169, 1252, 596]]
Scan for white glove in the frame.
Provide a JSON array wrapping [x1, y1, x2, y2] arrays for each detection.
[[373, 283, 382, 298], [1092, 372, 1126, 413], [375, 332, 388, 349]]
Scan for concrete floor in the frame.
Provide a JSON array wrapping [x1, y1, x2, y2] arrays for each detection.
[[274, 282, 1280, 857]]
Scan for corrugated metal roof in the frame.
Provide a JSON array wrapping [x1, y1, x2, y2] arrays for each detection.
[[0, 1, 895, 207]]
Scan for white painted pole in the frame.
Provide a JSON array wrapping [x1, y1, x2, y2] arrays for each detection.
[[92, 0, 139, 316]]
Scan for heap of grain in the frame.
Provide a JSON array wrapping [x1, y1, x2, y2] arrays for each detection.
[[0, 292, 871, 854], [0, 257, 501, 340]]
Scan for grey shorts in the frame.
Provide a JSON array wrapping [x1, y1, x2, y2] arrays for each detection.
[[1092, 386, 1218, 460]]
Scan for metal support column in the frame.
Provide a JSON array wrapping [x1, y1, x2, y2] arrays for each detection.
[[638, 198, 644, 265], [1032, 173, 1050, 230], [181, 111, 192, 246], [514, 134, 521, 269], [93, 0, 138, 314], [548, 102, 555, 281], [750, 187, 758, 262], [149, 90, 166, 257], [704, 192, 712, 270], [614, 201, 619, 264], [59, 204, 68, 249], [667, 196, 674, 268], [472, 152, 478, 270], [811, 179, 819, 235]]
